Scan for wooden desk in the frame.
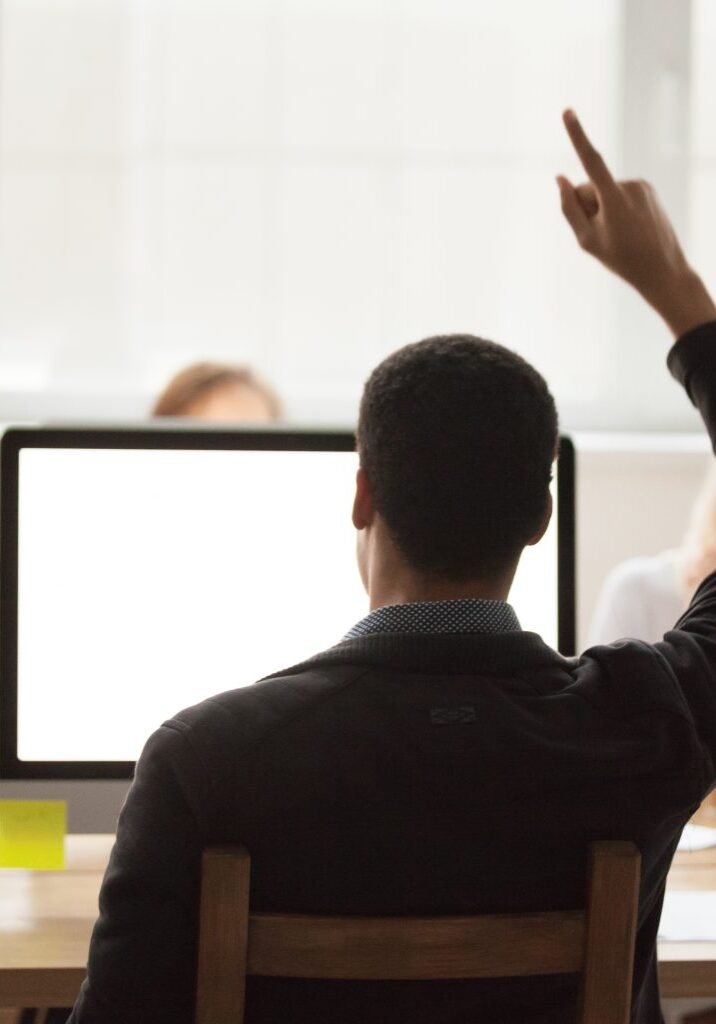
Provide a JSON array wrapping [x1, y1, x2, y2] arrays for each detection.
[[658, 843, 716, 999], [0, 835, 113, 1007], [1, 834, 716, 1006]]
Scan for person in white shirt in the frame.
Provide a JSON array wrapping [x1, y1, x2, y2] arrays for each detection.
[[589, 464, 716, 646]]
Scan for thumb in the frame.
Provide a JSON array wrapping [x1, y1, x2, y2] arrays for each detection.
[[556, 175, 592, 247]]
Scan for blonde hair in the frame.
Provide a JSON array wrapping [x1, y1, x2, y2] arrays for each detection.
[[152, 362, 281, 419]]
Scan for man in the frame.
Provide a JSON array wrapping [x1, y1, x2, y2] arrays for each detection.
[[68, 112, 716, 1023]]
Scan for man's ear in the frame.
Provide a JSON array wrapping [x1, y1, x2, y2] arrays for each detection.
[[352, 467, 375, 530], [526, 490, 553, 547]]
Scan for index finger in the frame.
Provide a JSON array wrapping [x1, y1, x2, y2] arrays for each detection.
[[563, 109, 616, 193]]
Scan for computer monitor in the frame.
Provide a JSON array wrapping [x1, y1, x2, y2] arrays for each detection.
[[0, 427, 575, 779]]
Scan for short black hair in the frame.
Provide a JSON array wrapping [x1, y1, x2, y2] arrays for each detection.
[[356, 334, 559, 580]]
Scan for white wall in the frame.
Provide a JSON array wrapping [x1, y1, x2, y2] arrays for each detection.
[[2, 0, 714, 435]]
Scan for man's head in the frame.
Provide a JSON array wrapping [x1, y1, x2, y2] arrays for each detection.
[[353, 334, 558, 601]]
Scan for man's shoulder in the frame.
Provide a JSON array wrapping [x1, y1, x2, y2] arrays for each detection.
[[576, 634, 696, 720], [160, 656, 371, 763]]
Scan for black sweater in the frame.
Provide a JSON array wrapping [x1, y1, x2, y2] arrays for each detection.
[[69, 322, 716, 1024]]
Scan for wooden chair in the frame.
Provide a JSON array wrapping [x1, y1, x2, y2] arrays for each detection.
[[196, 841, 641, 1024]]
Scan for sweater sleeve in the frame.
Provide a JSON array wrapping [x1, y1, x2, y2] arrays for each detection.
[[667, 320, 716, 449], [654, 320, 716, 790], [66, 722, 211, 1024]]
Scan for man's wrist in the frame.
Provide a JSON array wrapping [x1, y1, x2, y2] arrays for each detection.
[[640, 268, 716, 339]]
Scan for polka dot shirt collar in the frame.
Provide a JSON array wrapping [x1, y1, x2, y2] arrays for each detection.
[[343, 598, 521, 640]]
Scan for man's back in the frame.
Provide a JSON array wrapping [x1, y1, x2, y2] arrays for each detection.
[[69, 604, 714, 1023]]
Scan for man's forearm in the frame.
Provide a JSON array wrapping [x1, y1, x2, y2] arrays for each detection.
[[643, 267, 716, 340]]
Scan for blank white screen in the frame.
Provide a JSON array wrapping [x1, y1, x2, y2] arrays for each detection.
[[17, 446, 558, 762]]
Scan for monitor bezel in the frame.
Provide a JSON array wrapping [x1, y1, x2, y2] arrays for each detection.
[[0, 426, 575, 780]]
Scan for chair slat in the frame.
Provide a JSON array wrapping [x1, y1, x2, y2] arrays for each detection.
[[247, 910, 585, 979]]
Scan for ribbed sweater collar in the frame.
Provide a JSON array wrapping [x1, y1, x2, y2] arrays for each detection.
[[276, 630, 572, 678]]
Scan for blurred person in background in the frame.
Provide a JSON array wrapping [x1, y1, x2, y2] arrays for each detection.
[[151, 362, 282, 422], [589, 464, 716, 645]]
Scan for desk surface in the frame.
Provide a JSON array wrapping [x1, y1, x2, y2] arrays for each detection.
[[1, 834, 715, 1005]]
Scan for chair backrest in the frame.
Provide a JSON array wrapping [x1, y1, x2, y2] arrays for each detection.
[[195, 840, 640, 1024]]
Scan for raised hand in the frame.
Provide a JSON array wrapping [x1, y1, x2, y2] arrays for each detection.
[[557, 109, 716, 337]]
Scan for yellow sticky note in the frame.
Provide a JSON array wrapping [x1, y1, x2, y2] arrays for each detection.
[[0, 800, 66, 869]]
